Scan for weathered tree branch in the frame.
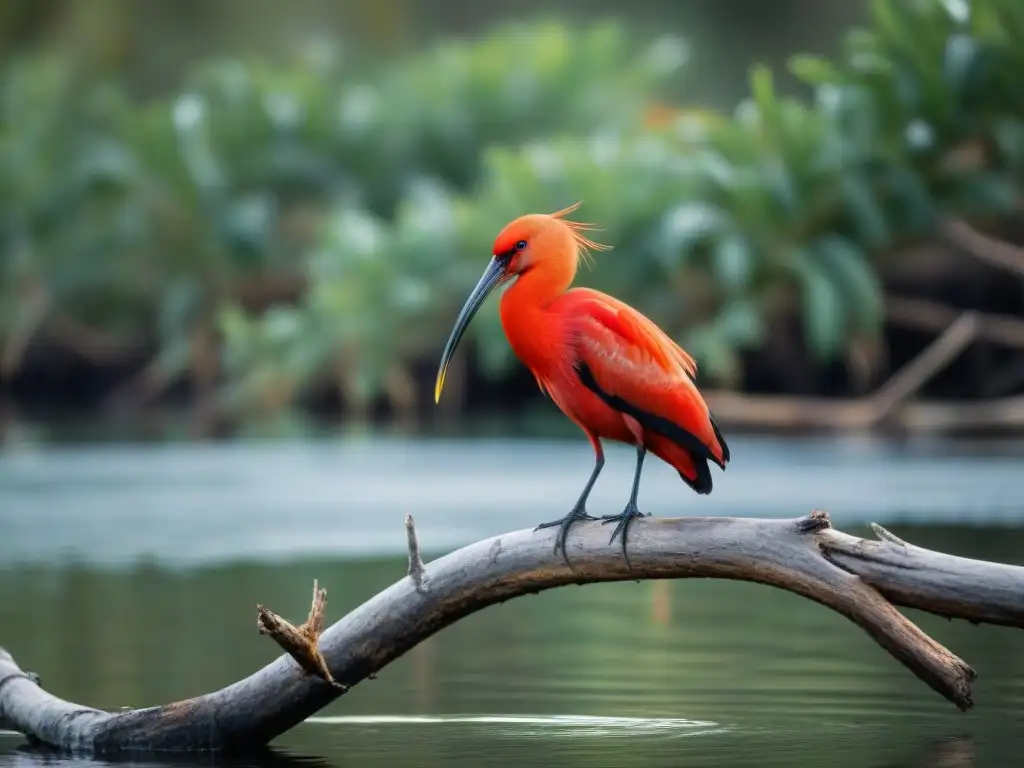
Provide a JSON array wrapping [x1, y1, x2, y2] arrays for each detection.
[[705, 389, 1024, 433], [886, 295, 1024, 349], [2, 511, 1023, 755], [943, 218, 1024, 278], [865, 312, 978, 423], [706, 311, 980, 433]]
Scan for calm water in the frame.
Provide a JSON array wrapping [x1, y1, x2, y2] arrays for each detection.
[[2, 434, 1024, 767]]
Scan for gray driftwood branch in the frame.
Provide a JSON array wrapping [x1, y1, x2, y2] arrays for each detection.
[[2, 510, 1023, 755]]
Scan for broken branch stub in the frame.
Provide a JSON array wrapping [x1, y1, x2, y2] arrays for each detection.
[[405, 514, 428, 593], [256, 579, 344, 690], [2, 510, 1023, 754]]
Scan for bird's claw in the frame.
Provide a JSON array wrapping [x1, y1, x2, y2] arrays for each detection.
[[601, 504, 646, 569], [534, 506, 597, 566]]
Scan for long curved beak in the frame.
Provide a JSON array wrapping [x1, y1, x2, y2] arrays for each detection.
[[434, 256, 507, 403]]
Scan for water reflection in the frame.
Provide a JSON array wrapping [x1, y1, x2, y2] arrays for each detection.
[[913, 737, 976, 768], [304, 713, 725, 736], [0, 733, 991, 768], [0, 744, 331, 768]]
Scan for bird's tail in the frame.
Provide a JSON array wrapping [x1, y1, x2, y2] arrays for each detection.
[[646, 433, 713, 495]]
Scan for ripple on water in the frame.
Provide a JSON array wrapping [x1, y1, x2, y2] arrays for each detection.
[[304, 714, 727, 739]]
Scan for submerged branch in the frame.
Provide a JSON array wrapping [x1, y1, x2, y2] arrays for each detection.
[[2, 511, 1023, 754]]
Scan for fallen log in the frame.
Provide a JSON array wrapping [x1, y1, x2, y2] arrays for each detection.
[[2, 511, 1023, 755], [943, 218, 1024, 279], [705, 390, 1024, 433], [706, 304, 1024, 433], [886, 295, 1024, 349]]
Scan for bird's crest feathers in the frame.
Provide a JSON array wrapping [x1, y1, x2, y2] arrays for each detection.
[[550, 202, 612, 268]]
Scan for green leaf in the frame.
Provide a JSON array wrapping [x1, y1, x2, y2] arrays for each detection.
[[943, 33, 987, 100], [844, 29, 893, 76], [992, 118, 1024, 166], [839, 174, 889, 247], [716, 299, 765, 346], [151, 335, 193, 379], [939, 0, 969, 25], [814, 236, 883, 335], [711, 233, 754, 293], [158, 278, 203, 341], [683, 323, 740, 384], [869, 0, 897, 38], [750, 64, 777, 120], [656, 203, 730, 268], [262, 305, 303, 344], [949, 171, 1018, 214], [885, 163, 935, 230], [217, 304, 257, 362], [788, 55, 843, 86], [788, 248, 846, 359]]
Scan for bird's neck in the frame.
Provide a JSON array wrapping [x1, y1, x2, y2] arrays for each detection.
[[499, 263, 574, 376]]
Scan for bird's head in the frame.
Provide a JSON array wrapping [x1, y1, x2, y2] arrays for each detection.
[[434, 202, 609, 403]]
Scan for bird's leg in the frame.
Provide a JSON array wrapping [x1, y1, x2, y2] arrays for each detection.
[[534, 449, 604, 565], [602, 445, 647, 567]]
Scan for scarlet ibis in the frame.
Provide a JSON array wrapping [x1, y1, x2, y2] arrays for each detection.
[[434, 204, 730, 566]]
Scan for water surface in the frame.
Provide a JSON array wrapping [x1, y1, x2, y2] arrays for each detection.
[[2, 434, 1023, 566], [2, 435, 1023, 766]]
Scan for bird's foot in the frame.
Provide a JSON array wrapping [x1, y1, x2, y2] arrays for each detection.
[[534, 505, 597, 565], [601, 503, 647, 569]]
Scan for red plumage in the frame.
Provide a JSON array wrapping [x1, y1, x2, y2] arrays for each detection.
[[435, 204, 730, 565], [568, 290, 729, 489]]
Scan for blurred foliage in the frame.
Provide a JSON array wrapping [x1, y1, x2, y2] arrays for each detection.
[[0, 20, 683, 410], [2, 1, 1023, 421]]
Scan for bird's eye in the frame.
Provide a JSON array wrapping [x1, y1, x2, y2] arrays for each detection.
[[515, 240, 527, 251]]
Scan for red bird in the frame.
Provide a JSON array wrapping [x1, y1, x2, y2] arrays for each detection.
[[434, 204, 730, 566]]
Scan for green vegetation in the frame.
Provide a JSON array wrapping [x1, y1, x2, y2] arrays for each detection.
[[2, 0, 1022, 422]]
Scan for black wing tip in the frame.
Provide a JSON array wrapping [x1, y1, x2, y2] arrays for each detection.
[[707, 449, 727, 471], [679, 459, 713, 495], [709, 413, 730, 465]]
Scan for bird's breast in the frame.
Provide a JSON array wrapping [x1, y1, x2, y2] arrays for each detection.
[[500, 303, 570, 378]]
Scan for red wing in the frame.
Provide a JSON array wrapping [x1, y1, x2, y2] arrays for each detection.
[[579, 292, 698, 379], [565, 289, 729, 468]]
